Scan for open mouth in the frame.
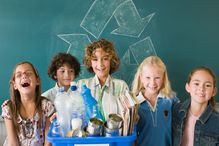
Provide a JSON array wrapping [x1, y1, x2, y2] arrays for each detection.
[[21, 82, 30, 87]]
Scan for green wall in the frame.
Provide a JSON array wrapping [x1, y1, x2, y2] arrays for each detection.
[[1, 0, 219, 113]]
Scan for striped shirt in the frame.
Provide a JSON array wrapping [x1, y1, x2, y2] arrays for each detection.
[[77, 75, 129, 120]]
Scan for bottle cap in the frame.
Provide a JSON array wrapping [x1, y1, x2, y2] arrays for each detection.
[[71, 81, 77, 91]]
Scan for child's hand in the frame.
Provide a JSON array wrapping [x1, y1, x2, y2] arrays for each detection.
[[50, 113, 57, 122]]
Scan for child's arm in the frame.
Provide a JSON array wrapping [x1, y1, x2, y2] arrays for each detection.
[[4, 118, 19, 146], [44, 117, 52, 146]]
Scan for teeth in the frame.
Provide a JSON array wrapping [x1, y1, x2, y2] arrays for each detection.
[[21, 83, 30, 87]]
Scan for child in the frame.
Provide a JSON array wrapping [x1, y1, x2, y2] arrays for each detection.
[[1, 61, 55, 146], [132, 56, 178, 146], [42, 52, 80, 102], [77, 38, 129, 121], [172, 66, 219, 146]]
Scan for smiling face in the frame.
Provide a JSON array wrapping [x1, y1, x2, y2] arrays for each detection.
[[91, 48, 111, 84], [186, 70, 216, 106], [13, 63, 39, 96], [140, 64, 164, 97], [55, 63, 75, 90]]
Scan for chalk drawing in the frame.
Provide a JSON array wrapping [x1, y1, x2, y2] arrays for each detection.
[[114, 49, 137, 85], [129, 36, 156, 64], [114, 37, 156, 85], [58, 34, 91, 64], [112, 1, 155, 37], [80, 0, 128, 39]]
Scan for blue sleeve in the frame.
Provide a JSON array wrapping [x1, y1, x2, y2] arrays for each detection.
[[172, 96, 180, 104]]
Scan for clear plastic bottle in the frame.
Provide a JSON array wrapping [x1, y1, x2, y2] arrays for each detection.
[[69, 82, 86, 130], [51, 120, 64, 137], [54, 87, 71, 137]]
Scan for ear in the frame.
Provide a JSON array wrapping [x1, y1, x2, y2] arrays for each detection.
[[185, 83, 190, 93], [213, 87, 217, 97], [36, 77, 40, 85], [13, 82, 18, 90]]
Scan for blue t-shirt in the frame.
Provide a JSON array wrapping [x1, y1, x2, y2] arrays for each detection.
[[136, 92, 177, 146]]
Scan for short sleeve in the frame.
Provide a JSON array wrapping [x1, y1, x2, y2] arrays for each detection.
[[1, 99, 12, 119], [42, 98, 55, 118]]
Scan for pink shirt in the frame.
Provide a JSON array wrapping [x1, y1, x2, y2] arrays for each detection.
[[181, 110, 199, 146]]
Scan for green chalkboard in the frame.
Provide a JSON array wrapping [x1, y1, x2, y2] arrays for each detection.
[[1, 0, 219, 113]]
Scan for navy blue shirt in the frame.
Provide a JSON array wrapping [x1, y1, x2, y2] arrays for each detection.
[[136, 92, 177, 146]]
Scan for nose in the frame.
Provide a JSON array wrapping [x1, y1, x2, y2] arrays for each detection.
[[198, 84, 205, 91], [98, 59, 104, 67], [150, 78, 155, 85], [64, 70, 71, 77]]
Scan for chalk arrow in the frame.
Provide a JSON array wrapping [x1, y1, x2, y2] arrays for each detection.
[[57, 34, 91, 64], [129, 37, 156, 64], [111, 0, 155, 38], [80, 0, 127, 39], [114, 49, 137, 85]]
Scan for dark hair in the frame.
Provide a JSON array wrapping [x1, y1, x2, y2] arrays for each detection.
[[48, 52, 80, 81], [187, 66, 217, 106], [9, 61, 43, 132], [83, 38, 120, 74]]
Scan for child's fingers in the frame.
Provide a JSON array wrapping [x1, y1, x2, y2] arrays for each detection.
[[50, 113, 57, 122]]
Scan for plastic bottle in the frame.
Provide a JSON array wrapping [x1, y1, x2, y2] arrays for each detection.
[[69, 82, 86, 130], [81, 85, 104, 121], [54, 87, 71, 137], [51, 120, 64, 137]]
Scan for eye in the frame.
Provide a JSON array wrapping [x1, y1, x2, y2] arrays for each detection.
[[146, 77, 150, 80], [155, 77, 161, 80], [205, 84, 213, 88], [25, 71, 33, 77], [103, 57, 109, 61], [15, 73, 22, 79], [69, 69, 74, 73], [92, 58, 98, 61], [58, 69, 65, 73], [194, 82, 199, 86]]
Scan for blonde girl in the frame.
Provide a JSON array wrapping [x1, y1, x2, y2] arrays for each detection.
[[132, 56, 177, 146]]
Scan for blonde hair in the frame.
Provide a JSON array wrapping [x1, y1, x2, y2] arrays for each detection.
[[132, 56, 175, 98]]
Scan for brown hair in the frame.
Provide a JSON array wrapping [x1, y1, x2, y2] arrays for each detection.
[[83, 39, 120, 74], [187, 66, 217, 107], [9, 61, 43, 133], [48, 52, 81, 81]]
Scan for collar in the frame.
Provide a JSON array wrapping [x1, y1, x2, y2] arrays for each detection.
[[55, 82, 71, 92], [137, 91, 166, 104], [179, 99, 214, 124], [55, 83, 59, 90], [94, 75, 111, 88]]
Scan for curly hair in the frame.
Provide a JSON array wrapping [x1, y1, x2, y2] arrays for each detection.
[[48, 52, 80, 81], [83, 39, 120, 74]]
